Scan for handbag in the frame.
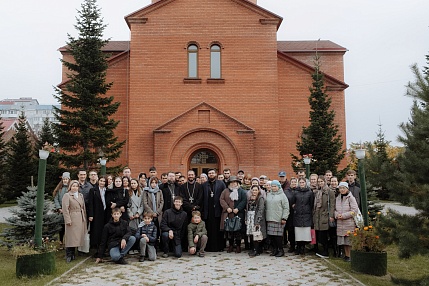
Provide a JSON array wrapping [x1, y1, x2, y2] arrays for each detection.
[[252, 226, 263, 241], [352, 208, 364, 228], [310, 228, 316, 245], [224, 216, 242, 232], [78, 226, 90, 253]]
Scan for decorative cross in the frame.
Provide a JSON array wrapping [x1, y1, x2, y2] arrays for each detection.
[[189, 197, 194, 203], [197, 152, 209, 164]]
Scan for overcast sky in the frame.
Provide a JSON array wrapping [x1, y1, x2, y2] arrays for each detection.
[[1, 0, 428, 146]]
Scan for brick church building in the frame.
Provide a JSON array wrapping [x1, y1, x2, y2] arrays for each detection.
[[60, 0, 348, 178]]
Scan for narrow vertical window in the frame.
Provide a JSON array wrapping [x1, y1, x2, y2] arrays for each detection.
[[188, 44, 198, 78], [210, 44, 221, 79]]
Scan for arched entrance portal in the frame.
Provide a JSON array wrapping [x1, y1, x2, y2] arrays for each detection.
[[189, 149, 219, 177]]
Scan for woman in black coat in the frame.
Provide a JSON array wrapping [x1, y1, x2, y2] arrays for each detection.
[[88, 176, 109, 249], [104, 177, 128, 224], [293, 178, 315, 255]]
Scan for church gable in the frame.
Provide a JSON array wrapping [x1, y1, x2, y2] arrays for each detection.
[[125, 0, 282, 29], [154, 102, 254, 133]]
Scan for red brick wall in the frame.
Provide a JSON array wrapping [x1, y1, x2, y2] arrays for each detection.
[[59, 0, 347, 179]]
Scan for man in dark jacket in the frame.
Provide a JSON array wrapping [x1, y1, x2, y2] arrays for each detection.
[[160, 196, 187, 258], [96, 208, 136, 264], [161, 172, 181, 211], [347, 169, 361, 210]]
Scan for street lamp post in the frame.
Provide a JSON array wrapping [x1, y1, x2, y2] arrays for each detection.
[[34, 149, 49, 247], [99, 157, 107, 176], [303, 156, 311, 180], [355, 148, 369, 226]]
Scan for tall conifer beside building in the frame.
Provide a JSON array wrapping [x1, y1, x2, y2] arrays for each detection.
[[291, 56, 345, 175], [6, 111, 35, 201], [53, 0, 124, 170]]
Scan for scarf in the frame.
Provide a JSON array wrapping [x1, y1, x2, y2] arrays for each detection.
[[229, 187, 239, 201], [145, 186, 159, 213]]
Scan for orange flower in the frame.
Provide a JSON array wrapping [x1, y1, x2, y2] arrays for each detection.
[[377, 212, 381, 215], [375, 236, 379, 239], [355, 228, 359, 231], [353, 233, 357, 236], [369, 225, 373, 229], [363, 227, 369, 231]]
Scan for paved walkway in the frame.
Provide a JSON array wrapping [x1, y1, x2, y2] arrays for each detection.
[[381, 202, 420, 216], [51, 251, 363, 286]]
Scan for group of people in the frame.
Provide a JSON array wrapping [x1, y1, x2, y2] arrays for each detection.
[[52, 166, 361, 264]]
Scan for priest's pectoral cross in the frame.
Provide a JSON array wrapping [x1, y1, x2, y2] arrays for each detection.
[[189, 197, 194, 204], [172, 194, 175, 201], [210, 192, 214, 197]]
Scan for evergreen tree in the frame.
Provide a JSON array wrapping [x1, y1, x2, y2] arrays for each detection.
[[53, 0, 124, 171], [291, 56, 346, 175], [364, 125, 397, 200], [1, 186, 62, 245], [5, 111, 35, 201], [36, 118, 63, 196], [0, 116, 7, 204], [379, 52, 429, 258]]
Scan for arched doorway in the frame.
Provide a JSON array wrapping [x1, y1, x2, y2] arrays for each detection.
[[189, 149, 219, 177]]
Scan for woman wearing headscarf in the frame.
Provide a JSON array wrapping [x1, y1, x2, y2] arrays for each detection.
[[220, 176, 247, 253], [335, 182, 359, 262], [293, 177, 315, 255], [143, 176, 164, 245], [88, 176, 108, 250], [265, 180, 289, 257]]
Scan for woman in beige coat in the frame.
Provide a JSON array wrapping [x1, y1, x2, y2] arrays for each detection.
[[62, 180, 88, 263]]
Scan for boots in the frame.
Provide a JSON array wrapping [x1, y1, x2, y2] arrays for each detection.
[[275, 247, 285, 257], [288, 244, 296, 253], [275, 237, 284, 257]]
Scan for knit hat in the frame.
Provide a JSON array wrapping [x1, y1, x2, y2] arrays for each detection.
[[271, 180, 282, 189], [62, 172, 70, 179], [338, 182, 349, 189]]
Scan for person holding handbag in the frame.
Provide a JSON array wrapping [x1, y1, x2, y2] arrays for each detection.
[[220, 176, 247, 253], [313, 175, 335, 258], [247, 185, 266, 257], [335, 182, 359, 262]]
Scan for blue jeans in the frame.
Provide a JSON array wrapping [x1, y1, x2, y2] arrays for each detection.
[[109, 236, 136, 261], [161, 232, 182, 257]]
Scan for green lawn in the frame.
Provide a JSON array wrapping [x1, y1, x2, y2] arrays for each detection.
[[0, 223, 90, 286], [0, 201, 17, 208], [327, 245, 429, 286]]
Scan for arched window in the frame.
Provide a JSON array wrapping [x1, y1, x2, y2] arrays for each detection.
[[187, 44, 198, 78], [210, 44, 221, 79]]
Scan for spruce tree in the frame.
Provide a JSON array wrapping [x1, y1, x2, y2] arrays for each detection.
[[0, 116, 7, 204], [291, 56, 346, 175], [379, 52, 429, 258], [1, 186, 62, 245], [36, 118, 63, 196], [5, 111, 35, 201], [364, 125, 397, 200], [53, 0, 124, 171]]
